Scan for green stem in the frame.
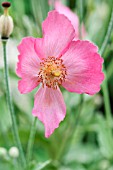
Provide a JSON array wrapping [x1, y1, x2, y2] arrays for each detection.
[[39, 0, 49, 21], [2, 41, 26, 168], [67, 94, 84, 151], [74, 94, 84, 126], [31, 0, 42, 36], [106, 58, 113, 80], [55, 120, 72, 160], [102, 70, 112, 124], [100, 8, 113, 57], [77, 0, 83, 39], [26, 117, 37, 166], [99, 9, 113, 129], [56, 94, 84, 160]]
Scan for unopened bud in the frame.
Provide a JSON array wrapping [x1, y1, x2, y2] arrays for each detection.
[[0, 2, 13, 40], [9, 146, 19, 158], [0, 147, 7, 157]]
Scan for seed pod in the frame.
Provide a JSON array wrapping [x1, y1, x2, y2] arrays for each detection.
[[0, 2, 13, 40]]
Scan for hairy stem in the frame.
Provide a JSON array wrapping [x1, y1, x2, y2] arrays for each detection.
[[2, 41, 26, 168]]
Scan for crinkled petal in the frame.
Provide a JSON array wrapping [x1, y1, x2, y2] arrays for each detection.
[[62, 40, 104, 95], [17, 37, 41, 94], [55, 1, 86, 39], [32, 86, 66, 138], [42, 10, 75, 58]]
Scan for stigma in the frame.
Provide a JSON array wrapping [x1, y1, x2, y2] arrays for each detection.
[[38, 56, 67, 89]]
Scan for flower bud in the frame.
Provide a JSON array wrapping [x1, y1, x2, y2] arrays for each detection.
[[0, 2, 13, 40], [0, 147, 7, 157], [9, 146, 19, 158]]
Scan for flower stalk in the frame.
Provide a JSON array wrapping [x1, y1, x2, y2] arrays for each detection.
[[26, 117, 37, 168], [100, 8, 113, 57], [77, 0, 83, 39], [1, 2, 26, 168], [2, 41, 26, 168], [99, 8, 113, 131]]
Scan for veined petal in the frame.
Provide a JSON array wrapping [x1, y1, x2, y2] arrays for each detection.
[[62, 40, 104, 95], [42, 10, 75, 58], [17, 37, 41, 93], [34, 38, 46, 59], [18, 78, 39, 94], [32, 86, 66, 138]]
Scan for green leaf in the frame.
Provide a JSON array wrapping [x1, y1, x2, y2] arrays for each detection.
[[96, 115, 113, 159], [59, 164, 86, 170], [64, 143, 101, 164], [34, 160, 51, 170]]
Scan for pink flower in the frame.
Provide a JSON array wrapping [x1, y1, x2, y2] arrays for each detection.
[[17, 11, 104, 138], [55, 0, 86, 39]]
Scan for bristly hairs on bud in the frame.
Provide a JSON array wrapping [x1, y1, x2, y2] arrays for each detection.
[[0, 2, 13, 41]]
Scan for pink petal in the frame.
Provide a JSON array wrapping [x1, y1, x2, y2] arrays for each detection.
[[32, 86, 66, 138], [42, 10, 75, 58], [62, 40, 104, 95], [55, 1, 86, 39], [34, 38, 46, 60], [18, 78, 39, 94], [17, 37, 41, 94]]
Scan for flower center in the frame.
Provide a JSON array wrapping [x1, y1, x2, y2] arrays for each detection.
[[38, 56, 67, 89]]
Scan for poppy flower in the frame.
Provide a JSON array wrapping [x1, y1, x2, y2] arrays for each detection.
[[17, 11, 104, 138]]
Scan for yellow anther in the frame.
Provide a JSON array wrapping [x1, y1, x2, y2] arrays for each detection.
[[39, 56, 66, 89], [52, 70, 61, 77]]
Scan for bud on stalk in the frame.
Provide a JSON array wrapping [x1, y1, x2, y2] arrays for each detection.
[[0, 2, 13, 40]]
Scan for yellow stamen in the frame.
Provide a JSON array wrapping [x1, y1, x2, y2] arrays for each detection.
[[38, 56, 67, 89], [52, 70, 61, 77]]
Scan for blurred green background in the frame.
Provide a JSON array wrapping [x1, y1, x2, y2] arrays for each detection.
[[0, 0, 113, 170]]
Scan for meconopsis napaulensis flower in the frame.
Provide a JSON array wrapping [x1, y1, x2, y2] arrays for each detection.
[[0, 2, 13, 40]]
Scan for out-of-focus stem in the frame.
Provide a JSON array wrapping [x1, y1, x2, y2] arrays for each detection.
[[100, 9, 113, 57], [77, 0, 83, 39], [107, 58, 113, 80], [39, 0, 49, 20], [56, 94, 84, 160], [101, 71, 112, 124], [26, 117, 37, 168], [2, 41, 26, 168], [99, 9, 113, 130]]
